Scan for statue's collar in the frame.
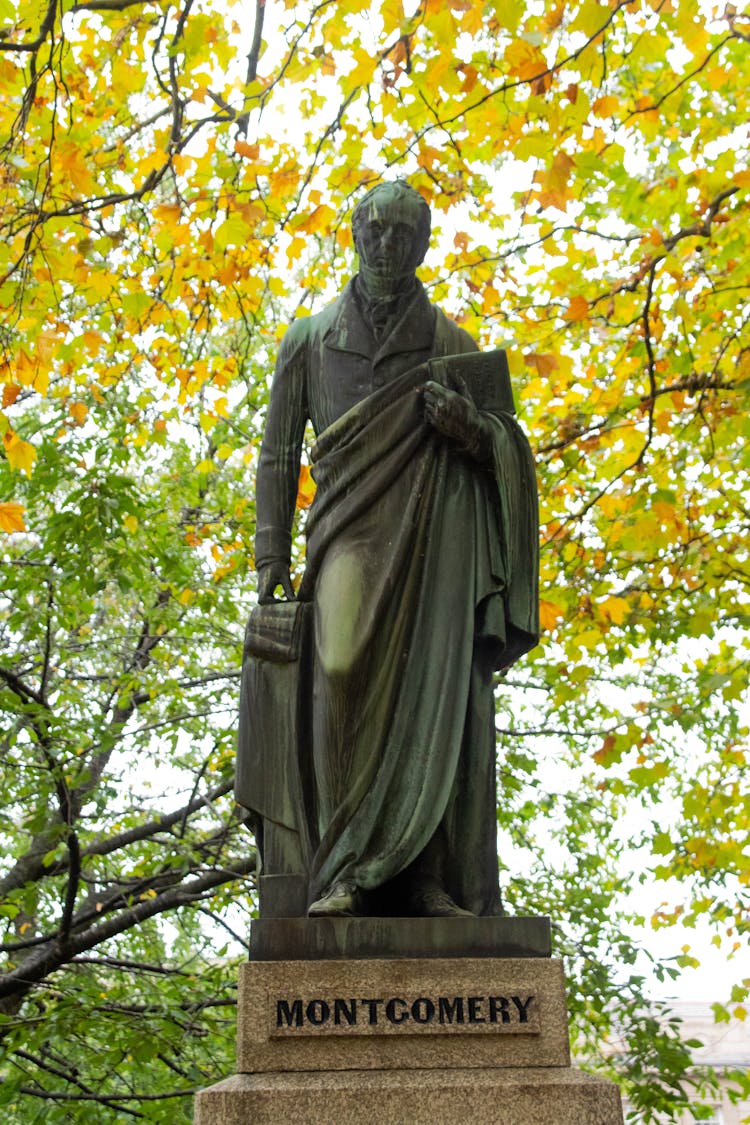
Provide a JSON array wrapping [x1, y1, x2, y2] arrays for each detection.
[[324, 278, 435, 361]]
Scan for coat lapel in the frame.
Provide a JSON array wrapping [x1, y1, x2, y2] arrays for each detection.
[[323, 279, 436, 365], [323, 281, 375, 359], [373, 282, 436, 366]]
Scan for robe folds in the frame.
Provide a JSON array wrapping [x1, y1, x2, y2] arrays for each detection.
[[299, 364, 538, 913], [238, 279, 539, 916]]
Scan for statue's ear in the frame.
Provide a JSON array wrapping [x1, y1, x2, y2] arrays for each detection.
[[412, 234, 429, 269]]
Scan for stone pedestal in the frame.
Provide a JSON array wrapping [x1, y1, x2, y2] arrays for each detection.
[[194, 918, 623, 1124], [195, 1068, 622, 1124]]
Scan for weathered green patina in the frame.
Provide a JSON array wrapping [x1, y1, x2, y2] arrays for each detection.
[[237, 182, 539, 919]]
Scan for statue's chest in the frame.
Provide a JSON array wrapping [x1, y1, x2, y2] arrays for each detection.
[[308, 343, 434, 434]]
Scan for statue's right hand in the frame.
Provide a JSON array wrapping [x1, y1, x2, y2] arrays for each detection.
[[257, 562, 295, 604]]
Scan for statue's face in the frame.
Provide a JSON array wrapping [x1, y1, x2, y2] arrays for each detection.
[[354, 192, 428, 279]]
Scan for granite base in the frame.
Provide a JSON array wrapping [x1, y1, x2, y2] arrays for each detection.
[[194, 1067, 624, 1124], [194, 922, 623, 1124], [236, 957, 570, 1073]]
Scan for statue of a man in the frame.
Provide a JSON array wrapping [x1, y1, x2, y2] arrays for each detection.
[[238, 181, 538, 919]]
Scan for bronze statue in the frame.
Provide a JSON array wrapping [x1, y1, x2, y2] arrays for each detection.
[[236, 181, 539, 920]]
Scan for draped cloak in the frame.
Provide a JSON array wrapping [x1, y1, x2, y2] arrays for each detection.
[[240, 281, 539, 916]]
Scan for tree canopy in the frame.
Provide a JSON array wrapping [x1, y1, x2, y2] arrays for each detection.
[[1, 0, 749, 1119]]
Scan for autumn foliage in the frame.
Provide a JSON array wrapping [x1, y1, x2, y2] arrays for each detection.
[[1, 0, 749, 1119]]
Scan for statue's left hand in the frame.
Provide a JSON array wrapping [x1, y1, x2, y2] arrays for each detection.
[[422, 378, 492, 462], [257, 561, 295, 604]]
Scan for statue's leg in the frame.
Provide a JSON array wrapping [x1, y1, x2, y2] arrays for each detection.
[[383, 827, 475, 917]]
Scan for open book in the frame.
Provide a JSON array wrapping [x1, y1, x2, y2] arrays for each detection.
[[427, 349, 516, 415]]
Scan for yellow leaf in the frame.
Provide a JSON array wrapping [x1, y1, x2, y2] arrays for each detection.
[[458, 1, 484, 33], [138, 149, 168, 177], [82, 331, 104, 354], [235, 139, 259, 160], [565, 295, 589, 321], [14, 350, 36, 388], [506, 350, 525, 376], [123, 514, 138, 534], [490, 0, 525, 34], [3, 431, 37, 476], [539, 599, 564, 631], [179, 588, 195, 605], [214, 214, 251, 250], [286, 235, 306, 266], [592, 95, 619, 117], [69, 401, 88, 425], [593, 734, 617, 766], [343, 51, 377, 93], [381, 0, 404, 34], [2, 384, 21, 408], [525, 353, 559, 378], [544, 1, 566, 30], [55, 141, 98, 195], [0, 501, 26, 533], [634, 94, 660, 139], [536, 151, 575, 211], [600, 596, 630, 625], [172, 153, 192, 175], [33, 366, 50, 396], [570, 0, 609, 38], [296, 464, 316, 509], [153, 203, 182, 229], [504, 39, 548, 82], [297, 204, 336, 236], [576, 628, 602, 651]]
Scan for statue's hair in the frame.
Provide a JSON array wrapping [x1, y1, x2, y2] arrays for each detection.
[[351, 180, 431, 253]]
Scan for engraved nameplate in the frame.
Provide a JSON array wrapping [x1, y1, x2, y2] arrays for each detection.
[[269, 990, 540, 1037]]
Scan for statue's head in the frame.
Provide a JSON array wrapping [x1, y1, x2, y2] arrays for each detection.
[[352, 181, 431, 283]]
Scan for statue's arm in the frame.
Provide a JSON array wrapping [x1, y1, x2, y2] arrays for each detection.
[[254, 323, 308, 602]]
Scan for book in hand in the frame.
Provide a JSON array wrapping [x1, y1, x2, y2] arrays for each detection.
[[427, 349, 516, 415]]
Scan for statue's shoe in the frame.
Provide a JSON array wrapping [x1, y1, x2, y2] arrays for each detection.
[[408, 886, 475, 918], [308, 880, 361, 917]]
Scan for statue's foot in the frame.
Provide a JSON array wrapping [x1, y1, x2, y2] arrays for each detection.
[[408, 886, 475, 918], [308, 880, 361, 917]]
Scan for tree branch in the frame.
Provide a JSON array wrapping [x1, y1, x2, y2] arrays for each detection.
[[0, 667, 46, 707], [69, 955, 193, 976], [0, 857, 256, 1004], [247, 0, 265, 83], [73, 0, 157, 9], [0, 0, 56, 53], [84, 778, 234, 859]]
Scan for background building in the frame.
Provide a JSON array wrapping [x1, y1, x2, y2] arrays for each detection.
[[621, 1003, 750, 1124]]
